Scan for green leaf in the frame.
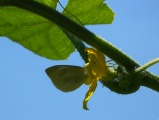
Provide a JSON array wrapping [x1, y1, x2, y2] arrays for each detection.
[[63, 0, 115, 25], [0, 0, 114, 60], [36, 0, 58, 8]]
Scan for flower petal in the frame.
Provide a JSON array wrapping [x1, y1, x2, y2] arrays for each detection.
[[85, 48, 106, 71], [83, 63, 95, 85], [83, 78, 97, 110], [85, 48, 106, 78], [82, 48, 110, 110]]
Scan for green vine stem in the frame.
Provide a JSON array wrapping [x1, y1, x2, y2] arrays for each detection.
[[1, 0, 159, 93], [0, 0, 139, 71], [134, 58, 159, 75]]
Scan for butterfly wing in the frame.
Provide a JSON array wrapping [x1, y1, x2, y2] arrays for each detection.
[[45, 65, 86, 92]]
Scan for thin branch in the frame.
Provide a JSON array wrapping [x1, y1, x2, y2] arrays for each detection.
[[135, 58, 159, 75]]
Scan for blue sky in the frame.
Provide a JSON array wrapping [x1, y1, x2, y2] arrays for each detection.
[[1, 0, 159, 120]]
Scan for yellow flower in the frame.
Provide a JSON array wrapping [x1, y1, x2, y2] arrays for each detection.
[[45, 47, 116, 110], [83, 48, 107, 110]]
